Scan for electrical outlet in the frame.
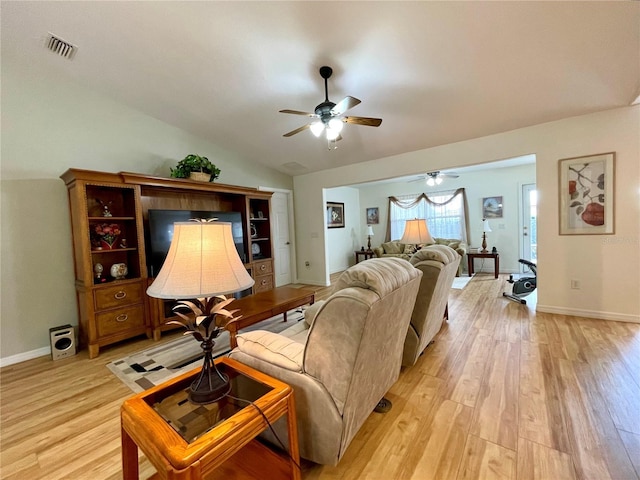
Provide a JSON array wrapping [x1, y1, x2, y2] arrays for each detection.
[[571, 279, 580, 289], [305, 261, 310, 268]]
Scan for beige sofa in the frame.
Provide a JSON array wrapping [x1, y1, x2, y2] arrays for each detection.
[[402, 245, 461, 366], [229, 258, 422, 466], [373, 238, 467, 275]]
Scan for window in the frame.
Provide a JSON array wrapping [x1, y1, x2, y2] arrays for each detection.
[[389, 189, 468, 242]]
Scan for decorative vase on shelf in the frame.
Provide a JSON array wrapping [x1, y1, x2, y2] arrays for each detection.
[[100, 237, 118, 250], [110, 263, 128, 280], [93, 223, 121, 251]]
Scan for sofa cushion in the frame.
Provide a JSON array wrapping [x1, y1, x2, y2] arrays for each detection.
[[382, 241, 405, 254]]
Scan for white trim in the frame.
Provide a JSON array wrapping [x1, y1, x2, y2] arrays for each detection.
[[536, 305, 640, 324], [1, 346, 51, 367], [257, 186, 298, 284]]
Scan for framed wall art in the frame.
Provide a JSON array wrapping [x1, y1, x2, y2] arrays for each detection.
[[366, 207, 379, 225], [326, 202, 345, 228], [482, 196, 503, 219], [558, 152, 615, 235]]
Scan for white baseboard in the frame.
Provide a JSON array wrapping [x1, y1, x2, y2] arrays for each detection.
[[0, 346, 51, 368], [536, 305, 640, 324]]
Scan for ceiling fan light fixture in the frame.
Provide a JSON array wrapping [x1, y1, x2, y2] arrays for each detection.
[[325, 126, 341, 141], [435, 177, 443, 185], [310, 121, 325, 137], [328, 118, 344, 133], [426, 177, 436, 186]]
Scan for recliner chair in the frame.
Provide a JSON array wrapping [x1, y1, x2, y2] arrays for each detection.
[[402, 245, 461, 367], [228, 258, 422, 466]]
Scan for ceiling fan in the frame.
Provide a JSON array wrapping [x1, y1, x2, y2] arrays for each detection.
[[411, 171, 460, 186], [279, 66, 382, 143]]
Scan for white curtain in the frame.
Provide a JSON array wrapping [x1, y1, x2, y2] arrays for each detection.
[[387, 189, 469, 243]]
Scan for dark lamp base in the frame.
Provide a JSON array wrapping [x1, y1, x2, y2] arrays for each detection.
[[188, 372, 231, 404]]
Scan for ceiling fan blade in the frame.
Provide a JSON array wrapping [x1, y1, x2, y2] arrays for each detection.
[[283, 124, 311, 137], [441, 173, 460, 179], [279, 109, 317, 117], [343, 116, 383, 127], [331, 96, 361, 115]]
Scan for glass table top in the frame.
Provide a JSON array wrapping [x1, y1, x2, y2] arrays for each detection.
[[150, 362, 273, 443]]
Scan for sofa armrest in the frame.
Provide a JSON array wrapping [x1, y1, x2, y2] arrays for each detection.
[[234, 330, 304, 372], [372, 246, 384, 258], [304, 300, 325, 327]]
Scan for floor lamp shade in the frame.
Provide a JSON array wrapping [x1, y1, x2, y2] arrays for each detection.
[[400, 219, 434, 245], [147, 221, 254, 299]]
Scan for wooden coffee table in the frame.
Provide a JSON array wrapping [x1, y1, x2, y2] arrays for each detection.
[[227, 286, 316, 349]]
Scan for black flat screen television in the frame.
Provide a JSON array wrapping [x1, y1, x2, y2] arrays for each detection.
[[147, 209, 246, 277]]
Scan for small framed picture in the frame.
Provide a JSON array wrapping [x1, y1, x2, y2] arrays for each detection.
[[366, 207, 379, 225], [482, 196, 503, 219], [326, 202, 345, 228], [558, 152, 615, 235]]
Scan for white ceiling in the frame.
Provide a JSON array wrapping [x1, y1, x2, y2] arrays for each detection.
[[2, 1, 638, 176]]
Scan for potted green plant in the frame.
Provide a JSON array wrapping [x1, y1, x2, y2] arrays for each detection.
[[170, 154, 221, 182]]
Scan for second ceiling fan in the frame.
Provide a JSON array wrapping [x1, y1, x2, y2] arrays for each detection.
[[279, 66, 382, 142]]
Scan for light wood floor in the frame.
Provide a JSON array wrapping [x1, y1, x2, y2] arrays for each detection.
[[1, 274, 639, 479]]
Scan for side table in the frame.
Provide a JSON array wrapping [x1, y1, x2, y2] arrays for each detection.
[[355, 250, 375, 264], [467, 252, 500, 279], [121, 357, 301, 480]]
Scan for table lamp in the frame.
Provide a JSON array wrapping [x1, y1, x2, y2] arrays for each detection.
[[147, 219, 255, 404], [366, 225, 375, 251], [400, 219, 434, 252], [481, 218, 492, 253]]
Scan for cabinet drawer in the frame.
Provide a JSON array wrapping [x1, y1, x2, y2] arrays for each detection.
[[94, 283, 143, 310], [97, 305, 145, 337], [255, 275, 273, 292], [253, 259, 273, 276]]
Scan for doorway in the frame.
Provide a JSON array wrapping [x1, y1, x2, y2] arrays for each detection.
[[270, 191, 294, 286], [522, 183, 537, 271]]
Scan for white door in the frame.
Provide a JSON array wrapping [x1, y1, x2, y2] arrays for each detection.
[[271, 192, 293, 286], [522, 184, 537, 270]]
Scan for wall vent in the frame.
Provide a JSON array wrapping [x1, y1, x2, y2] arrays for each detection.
[[46, 34, 76, 59]]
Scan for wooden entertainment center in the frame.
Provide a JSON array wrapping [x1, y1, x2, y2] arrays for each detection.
[[61, 169, 274, 358]]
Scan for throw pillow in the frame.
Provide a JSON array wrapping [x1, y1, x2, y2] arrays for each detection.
[[382, 241, 404, 254], [448, 241, 460, 250], [403, 244, 416, 254]]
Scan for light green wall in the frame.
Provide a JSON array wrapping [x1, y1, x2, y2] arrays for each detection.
[[325, 186, 362, 273], [294, 106, 640, 322], [0, 58, 292, 363]]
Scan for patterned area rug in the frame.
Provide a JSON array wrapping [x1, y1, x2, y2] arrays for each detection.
[[107, 309, 305, 392]]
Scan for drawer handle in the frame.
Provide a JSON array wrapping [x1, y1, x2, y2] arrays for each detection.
[[261, 279, 268, 286], [260, 264, 266, 271], [114, 291, 127, 300], [115, 314, 128, 322]]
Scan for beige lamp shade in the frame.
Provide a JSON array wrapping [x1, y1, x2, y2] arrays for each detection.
[[147, 221, 254, 299], [366, 225, 374, 236], [483, 219, 493, 232], [400, 218, 434, 245]]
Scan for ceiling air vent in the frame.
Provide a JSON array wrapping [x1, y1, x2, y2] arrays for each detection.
[[46, 34, 76, 59]]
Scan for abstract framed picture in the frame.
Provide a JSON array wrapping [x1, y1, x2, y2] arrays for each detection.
[[482, 196, 503, 218], [366, 207, 379, 225], [558, 152, 615, 235], [326, 202, 345, 228]]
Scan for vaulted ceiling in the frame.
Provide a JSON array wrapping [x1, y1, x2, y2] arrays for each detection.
[[2, 1, 638, 176]]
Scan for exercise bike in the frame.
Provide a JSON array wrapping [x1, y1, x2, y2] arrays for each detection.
[[503, 259, 537, 305]]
